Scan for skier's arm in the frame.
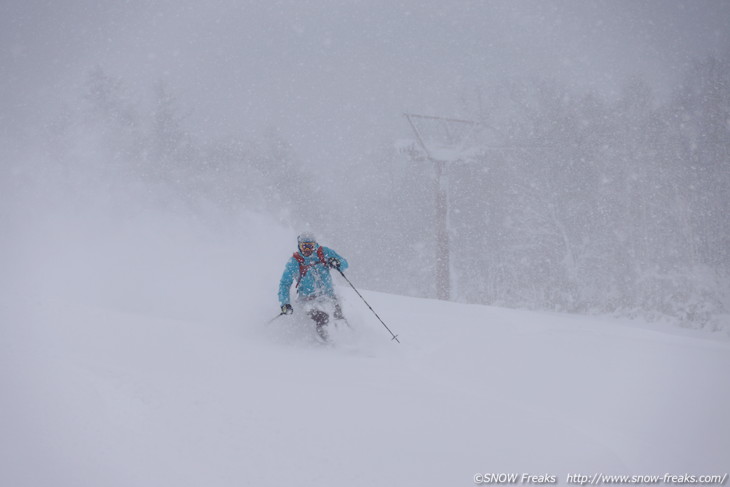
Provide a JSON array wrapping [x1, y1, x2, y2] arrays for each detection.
[[323, 247, 348, 272], [278, 259, 298, 305]]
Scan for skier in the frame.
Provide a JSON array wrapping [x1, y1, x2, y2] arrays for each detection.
[[278, 232, 348, 341]]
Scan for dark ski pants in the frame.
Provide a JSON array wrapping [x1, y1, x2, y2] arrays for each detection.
[[298, 295, 344, 338]]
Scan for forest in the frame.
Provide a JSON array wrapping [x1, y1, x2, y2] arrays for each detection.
[[15, 52, 727, 330]]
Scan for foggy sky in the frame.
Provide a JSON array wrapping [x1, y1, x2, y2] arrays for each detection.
[[2, 0, 729, 165]]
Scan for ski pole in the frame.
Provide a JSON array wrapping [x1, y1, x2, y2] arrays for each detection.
[[266, 312, 286, 325], [335, 269, 400, 343]]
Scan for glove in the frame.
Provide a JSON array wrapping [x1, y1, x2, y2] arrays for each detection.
[[281, 304, 293, 315], [327, 257, 341, 270]]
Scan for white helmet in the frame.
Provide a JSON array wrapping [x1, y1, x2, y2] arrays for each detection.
[[297, 232, 317, 245]]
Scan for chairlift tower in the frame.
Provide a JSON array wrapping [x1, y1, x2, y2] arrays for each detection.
[[402, 113, 479, 301]]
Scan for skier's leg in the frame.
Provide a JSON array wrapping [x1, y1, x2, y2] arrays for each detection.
[[333, 302, 344, 320], [308, 309, 330, 341]]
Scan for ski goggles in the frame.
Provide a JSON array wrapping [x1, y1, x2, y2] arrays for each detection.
[[299, 242, 316, 252]]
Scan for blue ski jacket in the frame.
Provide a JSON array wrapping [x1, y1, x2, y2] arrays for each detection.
[[278, 245, 348, 306]]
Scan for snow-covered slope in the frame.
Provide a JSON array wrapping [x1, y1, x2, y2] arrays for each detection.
[[4, 286, 729, 487], [3, 203, 728, 487]]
